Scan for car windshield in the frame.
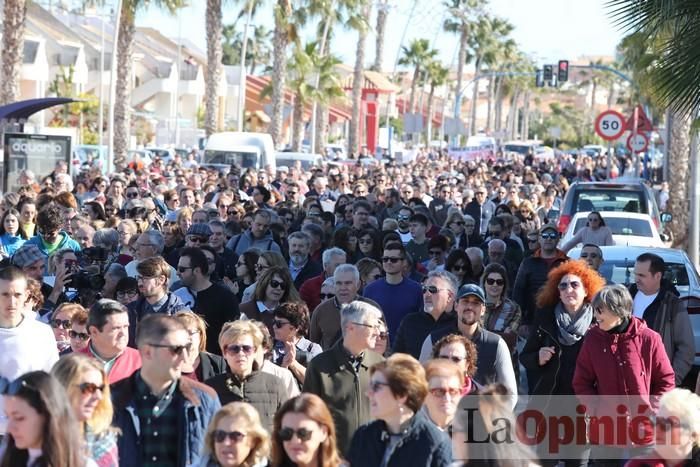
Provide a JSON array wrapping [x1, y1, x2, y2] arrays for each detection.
[[204, 150, 258, 168], [504, 144, 535, 155], [573, 190, 646, 213], [276, 158, 316, 170], [598, 260, 691, 293], [572, 217, 653, 237]]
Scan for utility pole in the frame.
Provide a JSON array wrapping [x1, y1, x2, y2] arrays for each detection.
[[107, 0, 123, 173], [237, 0, 254, 132]]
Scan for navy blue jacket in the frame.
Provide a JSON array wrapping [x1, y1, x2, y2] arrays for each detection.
[[111, 371, 221, 467], [347, 410, 453, 467]]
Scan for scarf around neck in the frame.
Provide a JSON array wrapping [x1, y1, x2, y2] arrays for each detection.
[[554, 302, 592, 346]]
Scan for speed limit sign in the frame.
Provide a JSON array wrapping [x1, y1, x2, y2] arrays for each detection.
[[626, 132, 649, 153], [595, 110, 625, 140]]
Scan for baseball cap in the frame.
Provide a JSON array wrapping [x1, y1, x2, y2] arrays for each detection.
[[12, 245, 45, 268], [187, 224, 212, 238], [456, 284, 486, 303], [539, 224, 558, 235]]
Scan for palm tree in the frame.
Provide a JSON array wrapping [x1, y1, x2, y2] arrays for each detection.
[[372, 0, 389, 72], [443, 0, 485, 121], [399, 39, 438, 115], [205, 0, 224, 137], [286, 42, 316, 151], [0, 0, 28, 105], [347, 0, 371, 157], [270, 0, 295, 148], [424, 60, 449, 142]]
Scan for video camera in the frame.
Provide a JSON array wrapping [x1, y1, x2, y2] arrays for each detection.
[[66, 246, 112, 293]]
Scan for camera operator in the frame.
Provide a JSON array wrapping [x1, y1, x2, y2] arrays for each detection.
[[24, 204, 81, 261], [126, 256, 189, 347], [44, 249, 77, 309]]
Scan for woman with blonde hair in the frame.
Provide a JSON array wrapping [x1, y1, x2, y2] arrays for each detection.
[[271, 393, 343, 467], [200, 402, 270, 467], [205, 320, 287, 430], [516, 199, 541, 235], [51, 354, 119, 466], [173, 311, 228, 381], [177, 206, 194, 237]]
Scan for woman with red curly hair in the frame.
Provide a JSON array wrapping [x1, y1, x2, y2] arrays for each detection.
[[520, 259, 605, 465]]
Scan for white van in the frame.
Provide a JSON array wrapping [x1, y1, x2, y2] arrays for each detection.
[[203, 132, 276, 172], [275, 152, 324, 171]]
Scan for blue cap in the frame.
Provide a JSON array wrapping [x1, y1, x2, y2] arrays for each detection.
[[456, 284, 486, 303]]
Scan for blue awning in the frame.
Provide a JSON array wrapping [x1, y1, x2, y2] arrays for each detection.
[[0, 97, 77, 121]]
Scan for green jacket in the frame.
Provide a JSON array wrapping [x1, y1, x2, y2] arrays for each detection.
[[302, 339, 384, 455]]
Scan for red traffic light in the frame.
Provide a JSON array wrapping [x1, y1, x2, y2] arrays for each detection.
[[558, 60, 569, 82]]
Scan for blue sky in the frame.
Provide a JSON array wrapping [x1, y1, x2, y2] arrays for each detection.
[[137, 0, 626, 70]]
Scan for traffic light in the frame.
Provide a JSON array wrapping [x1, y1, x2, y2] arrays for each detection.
[[543, 64, 553, 82], [558, 60, 569, 82], [535, 69, 544, 88]]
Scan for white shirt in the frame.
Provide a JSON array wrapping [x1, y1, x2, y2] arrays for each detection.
[[633, 290, 658, 319]]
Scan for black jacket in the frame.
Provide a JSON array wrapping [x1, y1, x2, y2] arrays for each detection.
[[292, 258, 322, 291], [629, 282, 695, 385], [512, 250, 568, 325], [347, 409, 453, 467], [463, 199, 495, 238], [195, 352, 228, 381], [519, 306, 592, 396], [392, 310, 456, 359]]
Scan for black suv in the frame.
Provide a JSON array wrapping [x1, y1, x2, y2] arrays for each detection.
[[557, 178, 662, 234]]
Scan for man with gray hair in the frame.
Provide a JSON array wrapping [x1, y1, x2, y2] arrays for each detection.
[[126, 230, 178, 285], [288, 231, 322, 289], [392, 270, 458, 359], [299, 247, 347, 312], [310, 264, 382, 350], [304, 300, 384, 455]]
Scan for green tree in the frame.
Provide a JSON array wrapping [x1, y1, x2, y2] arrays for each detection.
[[424, 60, 449, 142]]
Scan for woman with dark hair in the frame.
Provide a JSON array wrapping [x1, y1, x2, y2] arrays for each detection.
[[356, 228, 381, 261], [271, 393, 343, 467], [347, 354, 452, 466], [445, 250, 474, 286], [356, 257, 382, 292], [431, 334, 479, 395], [240, 266, 301, 335], [0, 371, 92, 467], [480, 263, 522, 355], [272, 302, 322, 386], [560, 210, 613, 252], [0, 208, 26, 257], [234, 250, 260, 303], [494, 204, 512, 216], [331, 226, 359, 263], [173, 311, 228, 382], [83, 201, 107, 223]]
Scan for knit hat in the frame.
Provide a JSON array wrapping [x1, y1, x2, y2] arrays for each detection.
[[12, 244, 45, 268]]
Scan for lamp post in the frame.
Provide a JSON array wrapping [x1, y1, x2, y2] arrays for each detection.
[[107, 0, 123, 173]]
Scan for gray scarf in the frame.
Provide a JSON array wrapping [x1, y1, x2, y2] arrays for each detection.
[[554, 302, 592, 346]]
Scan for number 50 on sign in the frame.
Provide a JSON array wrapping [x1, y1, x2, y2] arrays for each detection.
[[595, 110, 626, 141]]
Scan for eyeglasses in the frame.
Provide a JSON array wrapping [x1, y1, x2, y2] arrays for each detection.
[[116, 290, 138, 299], [368, 381, 390, 393], [429, 387, 462, 398], [50, 319, 72, 330], [352, 322, 378, 330], [69, 330, 89, 341], [273, 319, 290, 329], [485, 277, 505, 286], [580, 253, 600, 259], [225, 344, 255, 355], [558, 280, 582, 291], [654, 416, 690, 432], [78, 382, 105, 395], [214, 429, 247, 443], [187, 236, 208, 243], [147, 342, 191, 356], [381, 256, 402, 263], [439, 355, 466, 364], [279, 427, 314, 442], [421, 285, 445, 294], [269, 279, 286, 290], [177, 266, 194, 273], [319, 293, 335, 300], [540, 232, 558, 239]]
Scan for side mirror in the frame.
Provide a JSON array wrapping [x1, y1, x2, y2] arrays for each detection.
[[660, 233, 669, 242], [661, 213, 672, 223]]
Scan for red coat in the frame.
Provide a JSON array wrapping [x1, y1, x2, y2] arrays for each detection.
[[80, 345, 142, 384], [299, 273, 325, 314], [573, 316, 675, 445]]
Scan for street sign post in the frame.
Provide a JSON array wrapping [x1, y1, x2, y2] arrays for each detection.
[[627, 132, 649, 154], [595, 110, 626, 180]]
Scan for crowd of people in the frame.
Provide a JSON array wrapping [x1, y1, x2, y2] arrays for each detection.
[[0, 148, 697, 467]]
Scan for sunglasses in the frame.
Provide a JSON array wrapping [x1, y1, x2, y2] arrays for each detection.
[[214, 429, 246, 443], [255, 263, 268, 271], [429, 387, 462, 398], [69, 330, 89, 341], [126, 192, 139, 198], [377, 332, 388, 341], [485, 277, 505, 286], [225, 344, 255, 355], [273, 319, 290, 329], [147, 342, 191, 356], [269, 279, 286, 290], [397, 215, 410, 221], [540, 232, 558, 239], [50, 319, 72, 330], [177, 266, 194, 273], [558, 280, 582, 291], [450, 265, 468, 272], [279, 427, 314, 442], [439, 355, 466, 364], [187, 236, 208, 243], [78, 382, 105, 395], [319, 293, 335, 300], [0, 378, 36, 396], [381, 257, 402, 263], [371, 274, 383, 281], [422, 285, 444, 294]]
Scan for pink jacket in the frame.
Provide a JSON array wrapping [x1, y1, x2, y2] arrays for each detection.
[[80, 345, 142, 384]]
